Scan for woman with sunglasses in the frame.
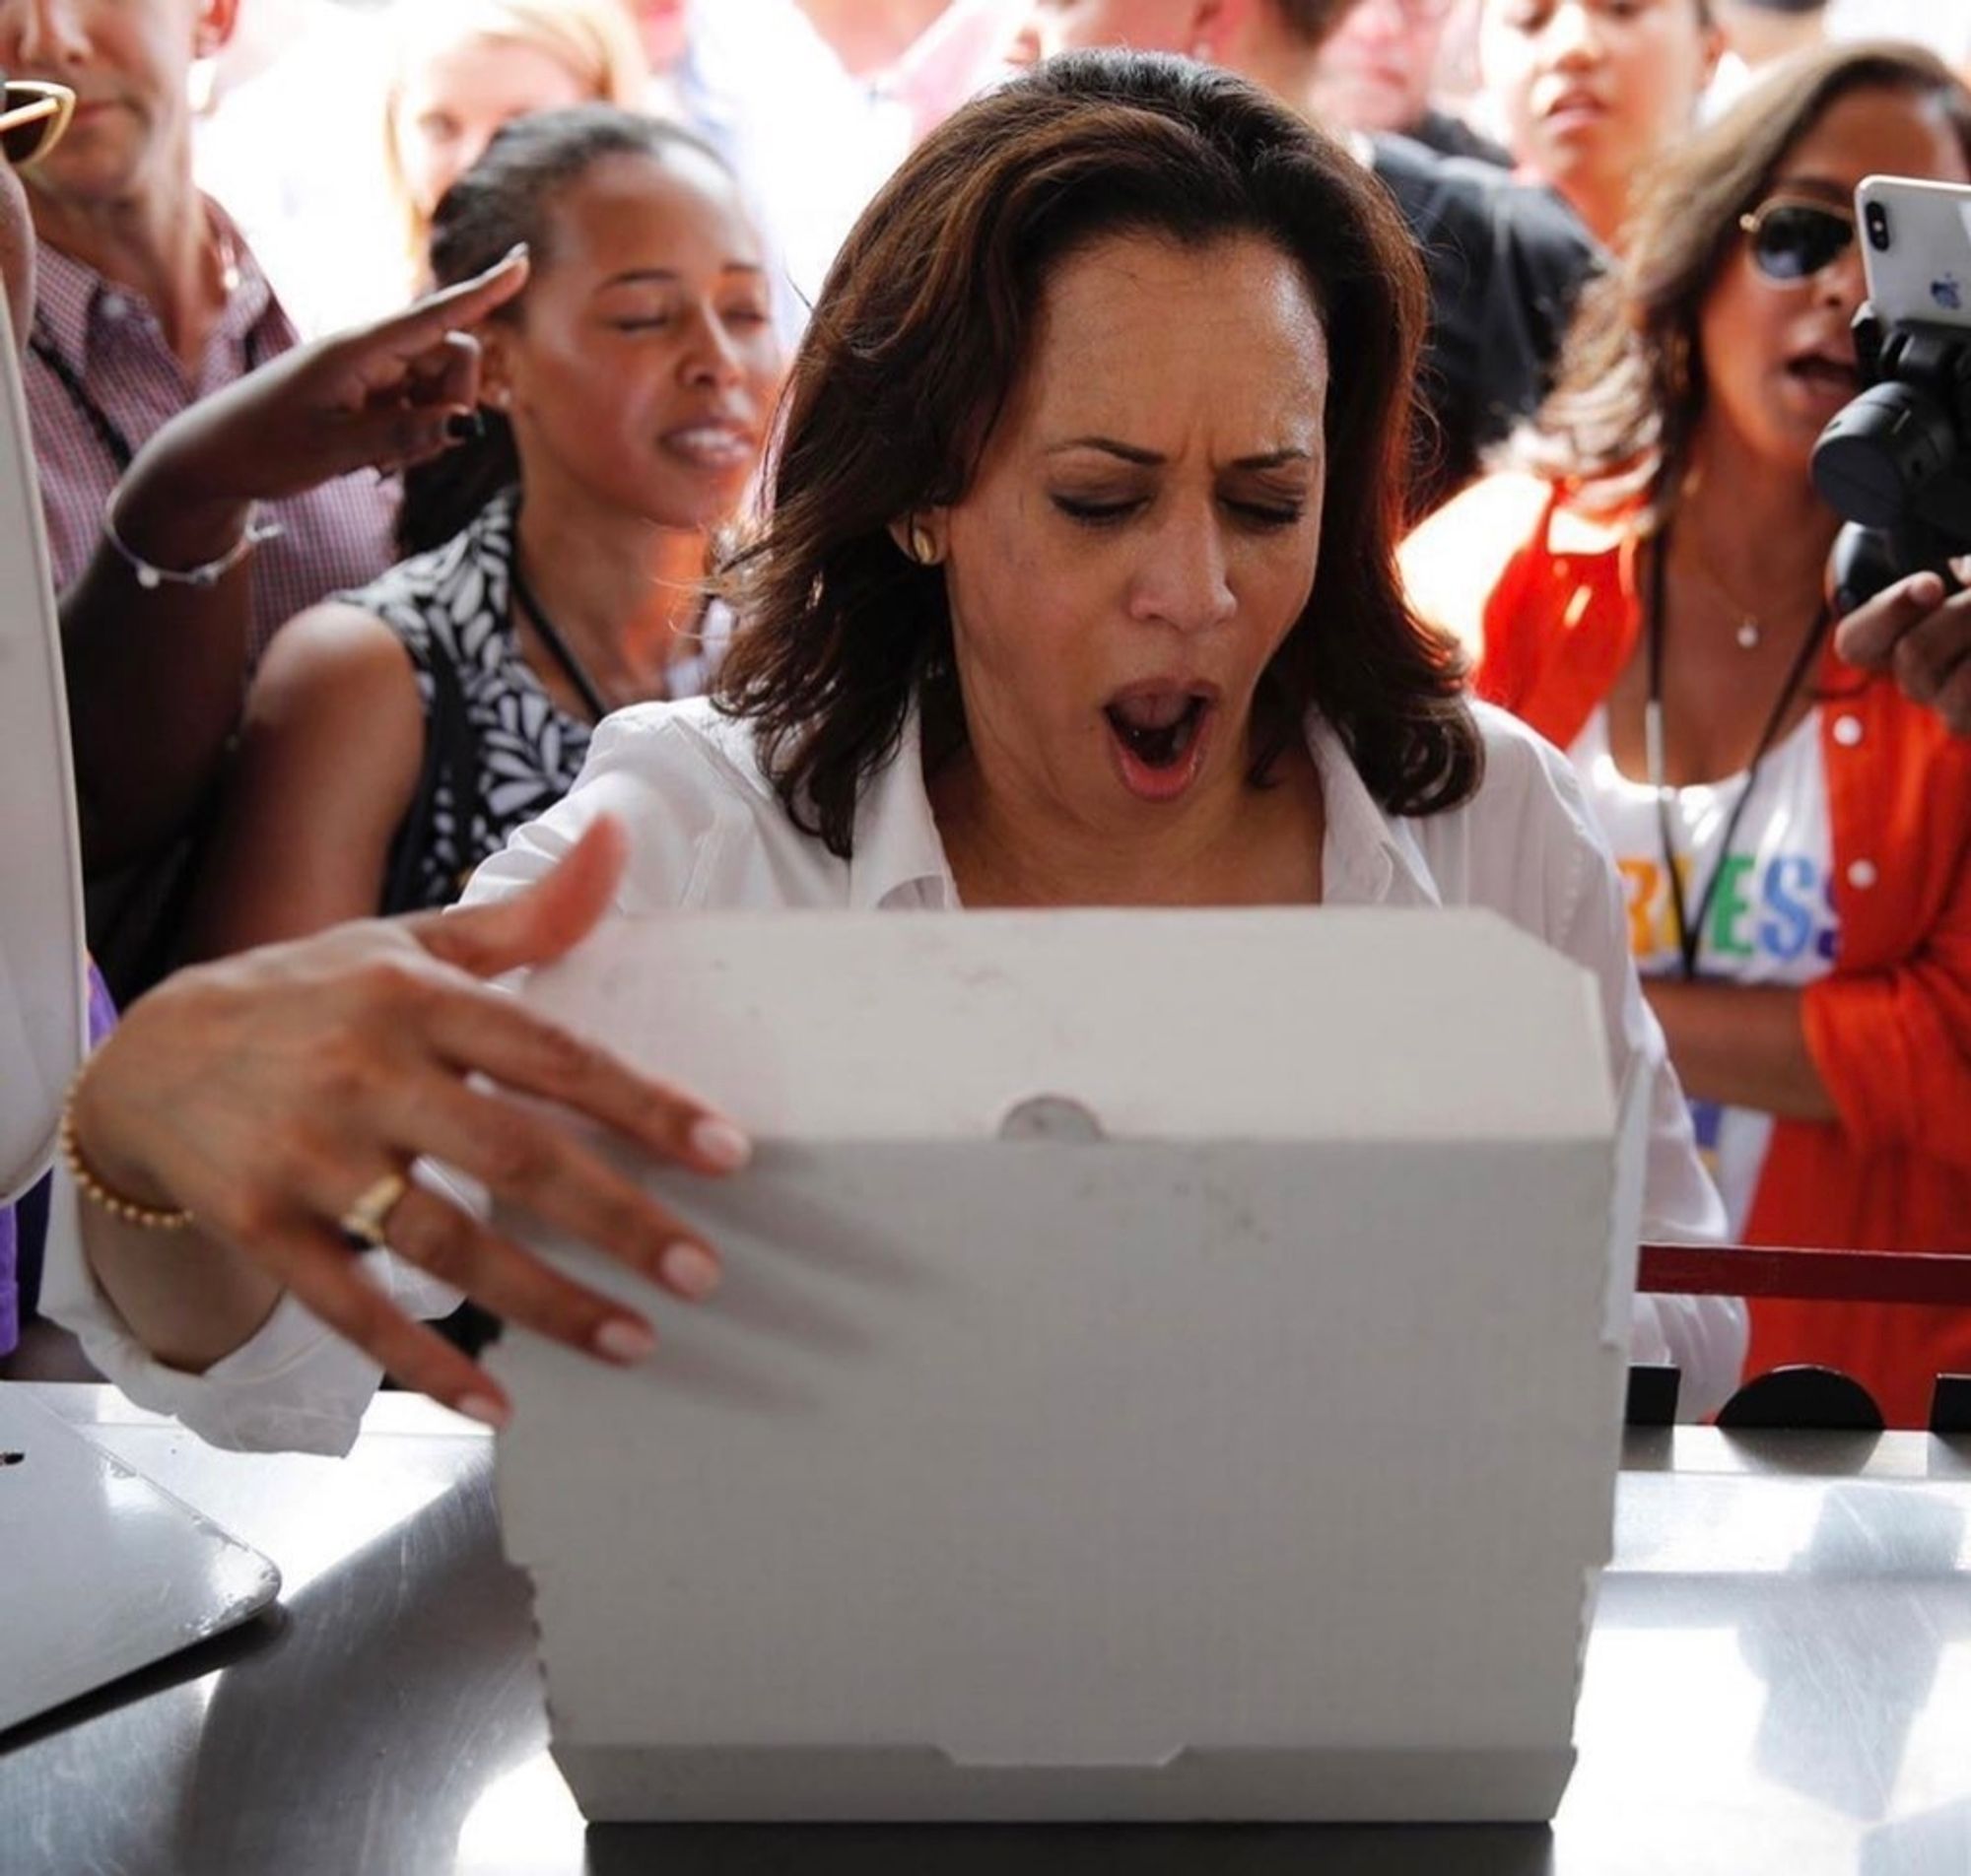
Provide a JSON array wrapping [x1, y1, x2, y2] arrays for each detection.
[[1404, 40, 1971, 1427]]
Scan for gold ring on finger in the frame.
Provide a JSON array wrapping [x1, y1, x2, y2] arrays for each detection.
[[339, 1172, 410, 1249]]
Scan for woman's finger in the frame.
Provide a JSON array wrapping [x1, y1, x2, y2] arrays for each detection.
[[423, 329, 482, 412], [409, 816, 628, 979], [332, 246, 530, 372], [1834, 570, 1948, 669], [234, 1212, 511, 1424], [365, 1069, 723, 1304], [1887, 588, 1971, 706], [412, 983, 750, 1175], [1935, 649, 1971, 738], [378, 1181, 663, 1366]]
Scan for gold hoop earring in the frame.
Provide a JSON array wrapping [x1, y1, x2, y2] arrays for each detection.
[[909, 521, 939, 567]]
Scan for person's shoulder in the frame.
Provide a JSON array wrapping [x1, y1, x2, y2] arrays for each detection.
[[583, 695, 778, 802], [1410, 107, 1514, 171], [1371, 134, 1598, 269], [251, 599, 416, 702], [550, 697, 834, 914], [1469, 699, 1586, 808], [1401, 470, 1559, 651], [1408, 702, 1606, 931], [233, 601, 424, 782]]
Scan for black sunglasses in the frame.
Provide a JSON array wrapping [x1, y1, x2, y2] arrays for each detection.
[[1737, 197, 1855, 285], [0, 78, 75, 168]]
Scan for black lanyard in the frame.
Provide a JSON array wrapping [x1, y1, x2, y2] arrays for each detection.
[[1645, 521, 1829, 982], [28, 308, 268, 477], [510, 554, 611, 724]]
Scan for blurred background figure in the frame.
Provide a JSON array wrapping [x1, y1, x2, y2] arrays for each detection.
[[1478, 0, 1723, 250], [1822, 2, 1971, 70], [182, 107, 781, 959], [1011, 0, 1597, 511], [382, 0, 649, 308], [1708, 4, 1971, 116], [674, 0, 1011, 344], [1311, 0, 1510, 162], [194, 0, 391, 335], [624, 0, 691, 75], [1716, 0, 1823, 69]]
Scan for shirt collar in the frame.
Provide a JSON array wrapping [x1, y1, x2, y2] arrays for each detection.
[[846, 700, 961, 910], [1305, 709, 1443, 909], [31, 238, 99, 365], [31, 198, 275, 368], [845, 696, 1443, 913]]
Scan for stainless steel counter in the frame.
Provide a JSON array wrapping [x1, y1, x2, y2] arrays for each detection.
[[5, 1383, 1970, 1876]]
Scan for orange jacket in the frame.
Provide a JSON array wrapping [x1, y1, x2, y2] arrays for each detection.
[[1404, 475, 1971, 1427]]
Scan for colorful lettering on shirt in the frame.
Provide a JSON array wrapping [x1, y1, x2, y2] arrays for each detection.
[[1615, 850, 1839, 971], [1617, 857, 1659, 955], [1758, 855, 1817, 963], [1707, 854, 1757, 958]]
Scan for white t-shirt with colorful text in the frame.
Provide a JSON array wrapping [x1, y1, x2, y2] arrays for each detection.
[[1570, 706, 1837, 1236]]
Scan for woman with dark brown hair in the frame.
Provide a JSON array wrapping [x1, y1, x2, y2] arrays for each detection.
[[1404, 40, 1971, 1427], [57, 50, 1738, 1451]]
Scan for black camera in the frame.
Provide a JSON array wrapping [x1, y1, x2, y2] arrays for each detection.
[[1810, 305, 1971, 614]]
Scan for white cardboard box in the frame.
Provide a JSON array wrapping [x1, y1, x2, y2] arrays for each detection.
[[492, 907, 1645, 1823]]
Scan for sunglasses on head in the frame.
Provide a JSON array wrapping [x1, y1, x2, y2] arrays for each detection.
[[0, 78, 75, 168], [1736, 197, 1855, 285]]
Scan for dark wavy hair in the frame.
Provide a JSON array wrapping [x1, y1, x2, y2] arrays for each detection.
[[714, 50, 1481, 860], [396, 103, 729, 557], [1514, 39, 1971, 519]]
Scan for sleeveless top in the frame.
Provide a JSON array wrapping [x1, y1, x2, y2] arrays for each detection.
[[337, 488, 728, 914]]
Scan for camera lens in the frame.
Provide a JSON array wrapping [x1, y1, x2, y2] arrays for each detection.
[[1865, 200, 1891, 252], [1812, 380, 1954, 527]]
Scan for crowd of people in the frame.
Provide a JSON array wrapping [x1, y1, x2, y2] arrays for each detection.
[[3, 0, 1969, 1441]]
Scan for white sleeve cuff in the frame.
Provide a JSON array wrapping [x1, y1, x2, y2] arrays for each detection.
[[40, 1169, 463, 1455]]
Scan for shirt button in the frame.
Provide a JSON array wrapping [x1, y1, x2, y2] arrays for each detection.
[[1833, 714, 1865, 747], [99, 292, 126, 320], [1848, 859, 1878, 890]]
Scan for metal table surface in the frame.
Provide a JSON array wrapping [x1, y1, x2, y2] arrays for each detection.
[[4, 1383, 1970, 1876]]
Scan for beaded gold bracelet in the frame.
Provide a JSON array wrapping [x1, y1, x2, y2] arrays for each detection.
[[58, 1079, 193, 1232]]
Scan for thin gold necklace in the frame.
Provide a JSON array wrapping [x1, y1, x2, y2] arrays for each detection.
[[1675, 530, 1771, 651]]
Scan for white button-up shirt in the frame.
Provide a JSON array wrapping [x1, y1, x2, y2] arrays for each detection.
[[45, 696, 1742, 1452]]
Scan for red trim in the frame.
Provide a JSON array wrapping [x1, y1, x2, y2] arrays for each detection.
[[1640, 1242, 1971, 1306]]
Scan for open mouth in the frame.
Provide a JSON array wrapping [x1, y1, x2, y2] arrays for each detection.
[[1539, 89, 1605, 128], [660, 423, 756, 471], [1103, 689, 1215, 802], [1786, 356, 1859, 392]]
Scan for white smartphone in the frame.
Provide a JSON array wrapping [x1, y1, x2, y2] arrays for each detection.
[[1856, 173, 1971, 331]]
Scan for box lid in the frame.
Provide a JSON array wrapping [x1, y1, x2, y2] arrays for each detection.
[[533, 905, 1615, 1143]]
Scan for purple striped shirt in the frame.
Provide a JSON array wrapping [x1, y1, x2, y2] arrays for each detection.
[[25, 203, 398, 656]]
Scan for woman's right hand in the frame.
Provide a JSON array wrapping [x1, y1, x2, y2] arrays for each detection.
[[68, 817, 747, 1424], [1834, 569, 1971, 738]]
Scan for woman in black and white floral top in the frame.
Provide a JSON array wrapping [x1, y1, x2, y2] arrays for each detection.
[[183, 104, 779, 948]]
